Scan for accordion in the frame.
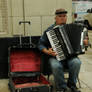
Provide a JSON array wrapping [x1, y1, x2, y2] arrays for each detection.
[[46, 23, 88, 61]]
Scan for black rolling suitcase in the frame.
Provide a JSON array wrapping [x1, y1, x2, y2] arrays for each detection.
[[8, 47, 52, 92], [8, 35, 52, 92]]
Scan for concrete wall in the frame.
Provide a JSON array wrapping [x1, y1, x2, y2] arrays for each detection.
[[0, 0, 72, 37]]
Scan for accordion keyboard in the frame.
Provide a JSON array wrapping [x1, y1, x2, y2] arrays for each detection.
[[46, 30, 66, 61]]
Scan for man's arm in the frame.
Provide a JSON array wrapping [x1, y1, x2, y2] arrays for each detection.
[[38, 31, 57, 56]]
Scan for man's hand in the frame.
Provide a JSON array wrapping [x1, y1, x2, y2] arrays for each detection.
[[42, 48, 57, 56], [83, 37, 89, 46], [47, 48, 57, 56], [83, 39, 88, 46]]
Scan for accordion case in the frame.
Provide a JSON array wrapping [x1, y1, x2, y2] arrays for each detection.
[[8, 47, 52, 92]]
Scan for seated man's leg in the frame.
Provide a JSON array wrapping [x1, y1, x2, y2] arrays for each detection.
[[49, 57, 67, 90], [67, 57, 81, 92]]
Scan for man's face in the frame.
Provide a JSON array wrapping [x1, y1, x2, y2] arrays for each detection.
[[55, 14, 67, 25]]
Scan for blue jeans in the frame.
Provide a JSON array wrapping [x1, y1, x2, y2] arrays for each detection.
[[49, 57, 81, 89]]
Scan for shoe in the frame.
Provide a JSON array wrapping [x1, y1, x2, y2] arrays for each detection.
[[70, 87, 81, 92], [56, 89, 65, 92], [56, 87, 70, 92], [67, 83, 81, 92]]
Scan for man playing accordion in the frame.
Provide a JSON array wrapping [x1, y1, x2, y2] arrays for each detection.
[[38, 8, 88, 92]]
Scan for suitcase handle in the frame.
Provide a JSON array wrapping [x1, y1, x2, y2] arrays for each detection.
[[19, 21, 31, 25]]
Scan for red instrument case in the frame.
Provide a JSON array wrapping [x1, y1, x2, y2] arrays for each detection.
[[8, 47, 52, 92]]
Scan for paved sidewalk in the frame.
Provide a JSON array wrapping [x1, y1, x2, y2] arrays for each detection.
[[0, 31, 92, 92]]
